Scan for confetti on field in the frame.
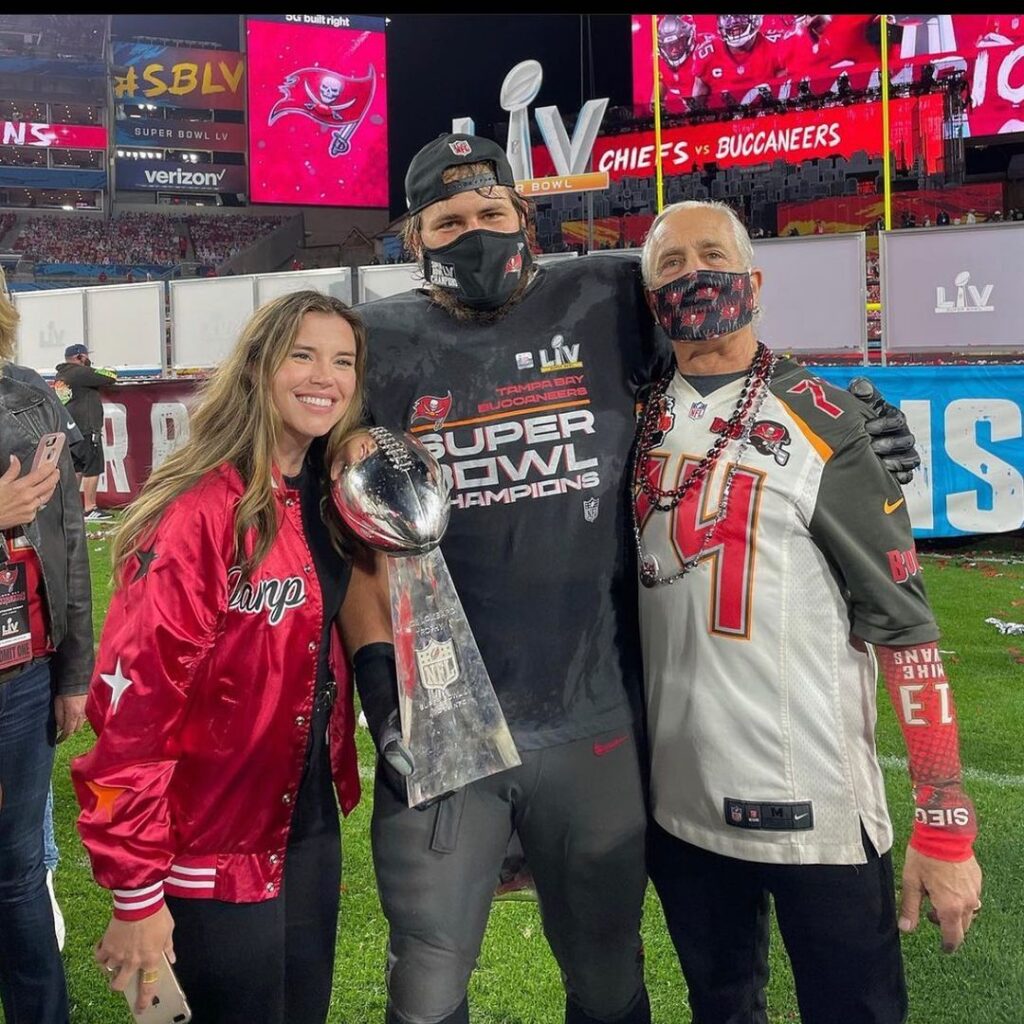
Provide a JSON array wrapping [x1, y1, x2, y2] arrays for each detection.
[[985, 617, 1024, 636]]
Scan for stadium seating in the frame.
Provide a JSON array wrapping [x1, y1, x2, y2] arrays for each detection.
[[10, 212, 287, 273]]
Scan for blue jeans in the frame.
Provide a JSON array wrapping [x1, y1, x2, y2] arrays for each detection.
[[43, 784, 59, 872], [0, 659, 69, 1024]]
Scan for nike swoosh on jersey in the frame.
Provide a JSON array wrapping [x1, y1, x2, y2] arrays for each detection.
[[593, 735, 628, 757], [884, 497, 905, 514]]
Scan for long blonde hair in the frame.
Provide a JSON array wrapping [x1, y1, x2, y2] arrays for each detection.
[[113, 290, 367, 582]]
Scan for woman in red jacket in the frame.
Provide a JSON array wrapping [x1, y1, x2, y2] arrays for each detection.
[[72, 290, 389, 1023]]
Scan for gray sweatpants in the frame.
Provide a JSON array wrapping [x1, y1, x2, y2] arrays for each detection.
[[370, 728, 649, 1024]]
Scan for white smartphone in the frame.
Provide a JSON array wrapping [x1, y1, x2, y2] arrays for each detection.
[[125, 955, 192, 1024], [30, 432, 65, 473]]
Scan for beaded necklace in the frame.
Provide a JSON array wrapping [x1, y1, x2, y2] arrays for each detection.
[[632, 341, 776, 588]]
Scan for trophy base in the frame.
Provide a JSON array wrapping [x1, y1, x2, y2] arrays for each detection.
[[389, 549, 521, 807]]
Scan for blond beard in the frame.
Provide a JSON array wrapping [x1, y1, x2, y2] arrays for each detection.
[[424, 267, 536, 324]]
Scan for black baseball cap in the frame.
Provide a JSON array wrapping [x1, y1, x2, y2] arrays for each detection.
[[405, 133, 517, 216], [64, 343, 89, 358]]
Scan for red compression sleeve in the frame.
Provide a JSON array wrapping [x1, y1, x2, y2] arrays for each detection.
[[877, 644, 977, 862]]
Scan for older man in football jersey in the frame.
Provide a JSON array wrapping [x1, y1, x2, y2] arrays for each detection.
[[634, 199, 982, 1024], [350, 134, 923, 1024]]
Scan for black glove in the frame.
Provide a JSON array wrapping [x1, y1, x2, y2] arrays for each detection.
[[848, 376, 921, 485], [352, 643, 415, 802]]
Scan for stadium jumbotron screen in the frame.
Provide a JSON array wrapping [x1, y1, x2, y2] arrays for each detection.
[[246, 13, 388, 208], [633, 14, 1024, 137]]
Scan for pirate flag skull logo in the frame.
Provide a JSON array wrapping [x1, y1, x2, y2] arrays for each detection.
[[269, 66, 376, 157]]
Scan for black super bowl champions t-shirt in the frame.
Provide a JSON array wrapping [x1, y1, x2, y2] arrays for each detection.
[[359, 256, 665, 750]]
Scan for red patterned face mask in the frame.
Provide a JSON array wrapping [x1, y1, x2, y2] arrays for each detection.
[[647, 269, 755, 341]]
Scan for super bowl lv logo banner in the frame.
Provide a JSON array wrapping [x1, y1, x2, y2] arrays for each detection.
[[245, 14, 389, 208], [113, 43, 245, 110]]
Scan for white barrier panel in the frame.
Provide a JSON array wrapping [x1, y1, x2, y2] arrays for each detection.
[[594, 236, 867, 355], [85, 282, 164, 372], [354, 251, 576, 304], [750, 233, 866, 355], [356, 263, 421, 304], [170, 276, 257, 370], [13, 288, 86, 375], [255, 267, 353, 306], [882, 222, 1024, 353]]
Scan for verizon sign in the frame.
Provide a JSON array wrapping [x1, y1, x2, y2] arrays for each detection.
[[116, 158, 247, 193]]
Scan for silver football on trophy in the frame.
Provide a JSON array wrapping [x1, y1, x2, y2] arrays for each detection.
[[331, 427, 451, 555]]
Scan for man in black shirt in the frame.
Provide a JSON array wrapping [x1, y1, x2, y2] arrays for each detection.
[[353, 133, 920, 1024], [54, 344, 115, 521], [356, 134, 655, 1024]]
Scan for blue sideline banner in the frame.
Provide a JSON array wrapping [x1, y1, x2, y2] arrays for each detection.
[[0, 167, 106, 190], [814, 365, 1024, 538]]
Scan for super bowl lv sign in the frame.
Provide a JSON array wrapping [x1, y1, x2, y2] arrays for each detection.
[[454, 60, 610, 197]]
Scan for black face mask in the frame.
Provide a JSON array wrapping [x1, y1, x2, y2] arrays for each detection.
[[422, 229, 532, 310], [647, 269, 756, 342]]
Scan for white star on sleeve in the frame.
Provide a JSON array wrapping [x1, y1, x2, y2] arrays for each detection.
[[99, 659, 134, 714]]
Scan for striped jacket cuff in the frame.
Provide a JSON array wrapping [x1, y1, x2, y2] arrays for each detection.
[[112, 881, 165, 921], [164, 863, 217, 894]]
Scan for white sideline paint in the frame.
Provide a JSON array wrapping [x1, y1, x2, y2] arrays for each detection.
[[879, 753, 1024, 788]]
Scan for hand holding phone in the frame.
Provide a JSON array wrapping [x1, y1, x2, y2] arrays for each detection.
[[30, 432, 65, 475], [125, 954, 192, 1024]]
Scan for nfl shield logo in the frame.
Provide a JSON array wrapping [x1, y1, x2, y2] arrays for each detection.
[[415, 638, 461, 690], [729, 803, 743, 824], [689, 402, 707, 420], [449, 140, 472, 156], [583, 497, 600, 523]]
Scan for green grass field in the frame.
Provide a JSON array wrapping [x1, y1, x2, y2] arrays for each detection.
[[25, 530, 1024, 1023]]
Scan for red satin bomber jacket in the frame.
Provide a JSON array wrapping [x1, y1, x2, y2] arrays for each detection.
[[72, 464, 360, 921]]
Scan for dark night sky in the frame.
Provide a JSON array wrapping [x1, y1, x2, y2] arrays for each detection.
[[111, 14, 635, 218]]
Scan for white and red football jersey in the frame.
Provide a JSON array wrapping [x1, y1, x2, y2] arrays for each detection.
[[657, 33, 716, 113], [659, 58, 700, 114], [638, 359, 937, 866]]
